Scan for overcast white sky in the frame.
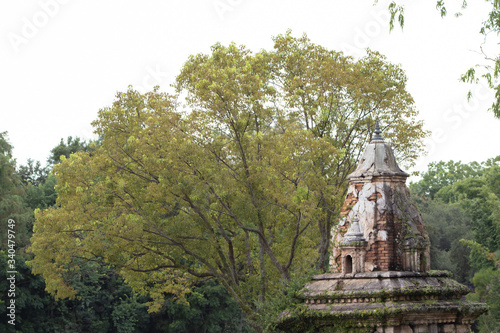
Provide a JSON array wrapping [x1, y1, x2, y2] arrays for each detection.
[[1, 0, 499, 175]]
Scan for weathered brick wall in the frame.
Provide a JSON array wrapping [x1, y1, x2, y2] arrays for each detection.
[[333, 177, 430, 273]]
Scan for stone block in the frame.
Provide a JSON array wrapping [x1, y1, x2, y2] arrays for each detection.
[[455, 325, 469, 333], [428, 324, 438, 333], [414, 325, 428, 333], [441, 324, 455, 333], [399, 325, 413, 333]]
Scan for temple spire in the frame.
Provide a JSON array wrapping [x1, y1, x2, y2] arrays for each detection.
[[372, 119, 384, 142], [348, 120, 408, 179]]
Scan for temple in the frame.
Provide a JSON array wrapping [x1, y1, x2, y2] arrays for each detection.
[[330, 120, 430, 274], [276, 122, 487, 333]]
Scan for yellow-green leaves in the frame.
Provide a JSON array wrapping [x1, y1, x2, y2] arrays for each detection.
[[29, 33, 427, 330], [271, 32, 428, 172]]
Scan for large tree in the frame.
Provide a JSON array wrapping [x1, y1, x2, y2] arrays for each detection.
[[0, 132, 31, 250], [29, 33, 427, 331], [269, 33, 427, 268]]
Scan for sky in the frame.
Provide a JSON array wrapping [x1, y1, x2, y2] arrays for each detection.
[[1, 0, 500, 176]]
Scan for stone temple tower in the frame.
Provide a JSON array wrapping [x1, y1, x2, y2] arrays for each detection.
[[276, 122, 487, 332], [330, 121, 430, 274]]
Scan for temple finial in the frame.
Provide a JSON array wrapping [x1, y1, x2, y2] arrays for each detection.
[[372, 119, 384, 142]]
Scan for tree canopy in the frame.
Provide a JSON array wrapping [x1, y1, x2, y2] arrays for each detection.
[[47, 136, 94, 165], [0, 132, 31, 250], [411, 156, 500, 331], [0, 132, 250, 332], [29, 33, 427, 331]]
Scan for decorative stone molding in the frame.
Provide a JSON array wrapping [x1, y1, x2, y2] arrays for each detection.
[[340, 217, 367, 274]]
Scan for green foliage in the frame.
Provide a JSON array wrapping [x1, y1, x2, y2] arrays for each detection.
[[0, 252, 153, 333], [0, 252, 104, 333], [269, 32, 427, 171], [413, 197, 473, 282], [24, 175, 57, 211], [0, 131, 255, 333], [60, 260, 152, 333], [161, 279, 254, 333], [387, 1, 405, 30], [434, 163, 500, 253], [48, 136, 94, 165], [111, 295, 150, 333], [255, 273, 314, 333], [0, 132, 32, 250], [410, 160, 482, 200], [467, 267, 500, 331], [0, 251, 251, 333], [30, 34, 428, 331], [18, 159, 50, 187], [413, 156, 500, 331], [460, 239, 496, 272], [1, 133, 253, 332]]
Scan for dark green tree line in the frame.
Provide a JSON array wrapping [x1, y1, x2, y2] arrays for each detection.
[[0, 132, 253, 332], [411, 156, 500, 331]]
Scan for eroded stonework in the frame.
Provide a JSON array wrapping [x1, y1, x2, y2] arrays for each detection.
[[276, 123, 487, 332], [330, 178, 430, 273], [277, 271, 486, 332], [329, 128, 430, 274]]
